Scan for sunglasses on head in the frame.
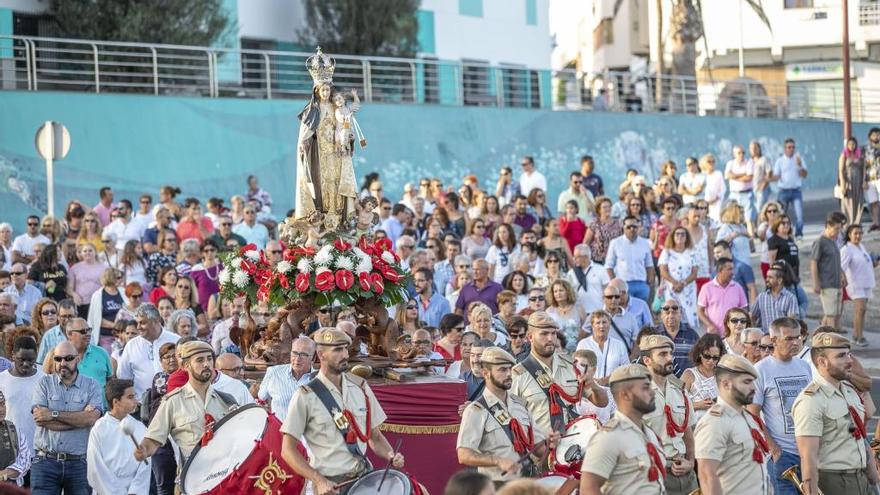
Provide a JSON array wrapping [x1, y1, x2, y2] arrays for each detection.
[[53, 355, 76, 363]]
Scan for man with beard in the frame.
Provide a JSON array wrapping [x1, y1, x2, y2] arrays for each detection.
[[640, 335, 698, 495], [457, 347, 558, 486], [863, 127, 880, 231], [30, 341, 102, 495], [695, 354, 771, 495], [135, 341, 236, 462], [280, 328, 403, 495], [792, 333, 880, 495], [580, 363, 665, 495], [511, 312, 605, 433]]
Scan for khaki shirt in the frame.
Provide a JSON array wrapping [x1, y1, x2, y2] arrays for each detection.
[[581, 410, 666, 495], [643, 375, 695, 460], [281, 372, 387, 478], [144, 382, 234, 459], [792, 374, 868, 471], [456, 388, 546, 482], [511, 353, 579, 433], [694, 397, 771, 495]]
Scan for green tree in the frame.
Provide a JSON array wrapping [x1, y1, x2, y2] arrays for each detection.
[[48, 0, 232, 46], [298, 0, 419, 57]]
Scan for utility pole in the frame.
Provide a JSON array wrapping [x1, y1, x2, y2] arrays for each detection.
[[842, 0, 852, 140]]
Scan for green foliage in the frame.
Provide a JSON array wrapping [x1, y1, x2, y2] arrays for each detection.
[[299, 0, 420, 57], [48, 0, 233, 46]]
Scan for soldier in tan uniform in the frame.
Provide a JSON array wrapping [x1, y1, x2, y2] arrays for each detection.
[[457, 347, 558, 486], [279, 328, 403, 495], [511, 311, 607, 433], [580, 363, 666, 495], [695, 354, 771, 495], [135, 341, 237, 461], [640, 335, 697, 495], [792, 333, 880, 495]]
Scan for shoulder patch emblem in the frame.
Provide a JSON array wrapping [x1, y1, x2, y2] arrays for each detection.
[[708, 405, 722, 417], [512, 366, 525, 376], [803, 382, 820, 396]]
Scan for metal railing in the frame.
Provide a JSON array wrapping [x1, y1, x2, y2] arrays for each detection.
[[1, 35, 878, 122]]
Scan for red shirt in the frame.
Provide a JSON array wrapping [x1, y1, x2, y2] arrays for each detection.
[[559, 217, 587, 253], [176, 218, 214, 244], [165, 368, 189, 394]]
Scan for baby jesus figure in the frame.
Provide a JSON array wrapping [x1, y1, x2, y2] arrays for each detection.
[[333, 89, 361, 155]]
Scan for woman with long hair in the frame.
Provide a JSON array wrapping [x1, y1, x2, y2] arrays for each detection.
[[359, 172, 380, 200], [421, 237, 444, 263], [545, 279, 586, 352], [467, 303, 507, 347], [174, 275, 208, 337], [149, 266, 178, 305], [839, 136, 866, 225], [639, 188, 660, 225], [461, 219, 491, 260], [534, 251, 564, 288], [626, 196, 650, 237], [539, 218, 573, 270], [156, 296, 175, 328], [30, 299, 58, 336], [841, 224, 877, 347], [87, 268, 128, 352], [230, 195, 246, 225], [63, 201, 86, 242], [717, 202, 752, 263], [678, 157, 705, 206], [756, 201, 782, 279], [502, 270, 530, 312], [444, 192, 467, 239], [421, 216, 445, 244], [189, 239, 222, 313], [159, 185, 182, 220], [117, 240, 147, 288], [583, 197, 622, 265], [681, 333, 726, 422], [767, 214, 807, 318], [481, 195, 502, 238], [394, 297, 422, 336], [486, 223, 519, 284], [721, 308, 751, 355], [659, 160, 679, 189], [650, 197, 680, 260], [77, 212, 105, 253], [67, 242, 105, 318], [527, 188, 552, 225], [658, 226, 698, 327], [39, 216, 64, 245], [146, 229, 178, 287], [28, 243, 69, 302], [169, 309, 198, 338], [683, 206, 713, 296], [559, 200, 587, 254]]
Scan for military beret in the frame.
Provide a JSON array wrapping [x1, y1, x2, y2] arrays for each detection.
[[178, 340, 213, 360], [811, 332, 850, 350], [608, 363, 651, 386], [480, 347, 516, 366], [716, 354, 759, 379], [527, 311, 559, 330], [312, 327, 352, 346], [639, 334, 674, 352]]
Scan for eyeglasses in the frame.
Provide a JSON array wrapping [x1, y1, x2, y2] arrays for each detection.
[[68, 329, 91, 336], [701, 354, 721, 361], [130, 292, 143, 298], [624, 225, 639, 230], [220, 366, 245, 374], [41, 309, 57, 316], [661, 306, 680, 312], [604, 294, 621, 299], [510, 333, 525, 339], [53, 355, 76, 362], [759, 345, 775, 351], [781, 335, 801, 342], [10, 271, 25, 276], [27, 222, 39, 227], [528, 296, 545, 302], [546, 259, 559, 264], [744, 340, 760, 346], [766, 208, 778, 213], [382, 207, 391, 211], [318, 308, 330, 314], [291, 351, 313, 360], [161, 353, 176, 361], [695, 206, 708, 211], [730, 318, 749, 325], [413, 340, 431, 346], [406, 305, 418, 310], [220, 223, 232, 227]]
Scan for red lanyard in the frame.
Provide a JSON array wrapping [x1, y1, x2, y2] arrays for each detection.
[[663, 386, 690, 438], [745, 410, 770, 464], [509, 418, 535, 455], [645, 441, 666, 482], [343, 383, 373, 444]]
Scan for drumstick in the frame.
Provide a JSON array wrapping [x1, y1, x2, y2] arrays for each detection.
[[377, 438, 403, 491], [120, 419, 147, 464], [332, 478, 359, 490], [500, 432, 579, 476]]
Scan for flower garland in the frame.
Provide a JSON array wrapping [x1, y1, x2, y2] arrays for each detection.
[[218, 235, 411, 308]]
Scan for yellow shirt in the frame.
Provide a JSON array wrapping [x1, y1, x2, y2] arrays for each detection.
[[456, 388, 545, 482], [643, 375, 695, 460], [281, 372, 387, 478], [792, 374, 868, 471], [694, 397, 771, 495], [510, 353, 579, 433], [581, 410, 666, 495], [144, 382, 233, 459]]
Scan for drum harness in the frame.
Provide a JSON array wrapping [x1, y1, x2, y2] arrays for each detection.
[[476, 395, 537, 477], [307, 377, 372, 481], [520, 356, 580, 432]]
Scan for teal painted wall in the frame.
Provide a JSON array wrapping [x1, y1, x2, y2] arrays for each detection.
[[416, 10, 436, 55], [525, 0, 538, 26], [0, 8, 12, 59], [215, 0, 242, 84], [459, 0, 484, 17], [0, 90, 875, 232]]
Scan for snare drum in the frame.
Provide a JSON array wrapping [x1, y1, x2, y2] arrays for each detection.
[[347, 469, 410, 494], [535, 475, 579, 495], [180, 403, 305, 495], [553, 415, 601, 472]]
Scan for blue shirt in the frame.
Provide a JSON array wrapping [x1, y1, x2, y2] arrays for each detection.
[[32, 372, 103, 455], [658, 322, 701, 377], [232, 222, 269, 250], [380, 217, 404, 246], [606, 235, 654, 282], [433, 260, 455, 299], [418, 293, 451, 328], [37, 326, 65, 364], [626, 296, 653, 330]]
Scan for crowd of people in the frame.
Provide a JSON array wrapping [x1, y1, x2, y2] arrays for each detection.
[[0, 130, 876, 494]]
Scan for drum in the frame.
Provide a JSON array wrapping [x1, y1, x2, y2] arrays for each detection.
[[535, 475, 579, 495], [553, 415, 601, 472], [180, 403, 305, 495], [348, 469, 412, 494]]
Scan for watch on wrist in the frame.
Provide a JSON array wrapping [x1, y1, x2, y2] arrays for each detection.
[[51, 410, 59, 418]]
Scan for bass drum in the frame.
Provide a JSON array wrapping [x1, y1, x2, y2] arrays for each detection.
[[553, 415, 601, 473], [180, 403, 305, 495], [535, 475, 579, 495]]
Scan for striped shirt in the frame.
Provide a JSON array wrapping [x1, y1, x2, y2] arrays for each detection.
[[750, 289, 798, 333], [257, 365, 315, 417]]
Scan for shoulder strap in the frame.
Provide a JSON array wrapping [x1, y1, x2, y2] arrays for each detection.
[[6, 422, 17, 457], [476, 395, 516, 447], [572, 266, 588, 293], [521, 355, 573, 431], [608, 319, 632, 356], [307, 377, 365, 460], [214, 389, 239, 410], [467, 378, 486, 402]]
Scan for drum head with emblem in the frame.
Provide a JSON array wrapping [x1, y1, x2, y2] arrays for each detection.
[[554, 415, 601, 467]]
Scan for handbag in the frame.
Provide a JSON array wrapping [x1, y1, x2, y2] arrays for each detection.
[[833, 184, 844, 200]]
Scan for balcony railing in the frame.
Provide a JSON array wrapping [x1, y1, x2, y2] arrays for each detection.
[[0, 35, 878, 122]]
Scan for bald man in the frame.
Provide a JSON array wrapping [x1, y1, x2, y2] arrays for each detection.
[[212, 353, 254, 406], [609, 278, 653, 331]]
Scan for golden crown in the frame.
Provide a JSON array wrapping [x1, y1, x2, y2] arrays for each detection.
[[307, 46, 335, 86]]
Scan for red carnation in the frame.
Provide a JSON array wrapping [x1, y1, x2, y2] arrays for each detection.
[[359, 272, 371, 291], [294, 273, 310, 293], [315, 271, 336, 291], [335, 270, 354, 291], [380, 265, 401, 283], [369, 272, 385, 295], [334, 238, 352, 252]]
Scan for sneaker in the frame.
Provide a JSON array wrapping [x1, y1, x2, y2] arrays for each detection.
[[855, 337, 869, 347]]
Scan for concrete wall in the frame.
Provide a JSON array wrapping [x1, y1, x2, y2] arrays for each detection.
[[0, 90, 875, 231]]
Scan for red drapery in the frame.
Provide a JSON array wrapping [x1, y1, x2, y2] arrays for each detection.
[[368, 377, 466, 495]]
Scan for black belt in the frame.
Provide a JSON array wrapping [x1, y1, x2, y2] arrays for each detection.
[[819, 468, 864, 475], [35, 450, 84, 461], [731, 189, 753, 194]]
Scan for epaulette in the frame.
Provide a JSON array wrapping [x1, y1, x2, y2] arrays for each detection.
[[345, 373, 366, 387], [601, 417, 620, 431], [298, 384, 312, 395], [668, 374, 685, 390], [803, 382, 820, 396], [510, 394, 527, 406], [707, 404, 723, 417], [165, 386, 185, 399], [468, 401, 485, 411], [512, 364, 525, 376], [557, 353, 573, 364], [842, 381, 859, 392]]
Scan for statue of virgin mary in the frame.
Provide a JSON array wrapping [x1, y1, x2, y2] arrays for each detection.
[[294, 47, 358, 230]]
